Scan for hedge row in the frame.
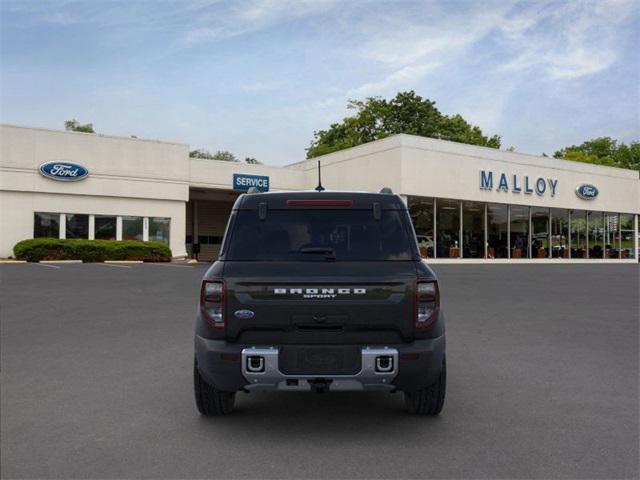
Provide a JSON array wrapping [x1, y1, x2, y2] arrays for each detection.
[[13, 238, 172, 262]]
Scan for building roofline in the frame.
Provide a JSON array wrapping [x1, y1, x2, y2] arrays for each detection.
[[0, 123, 190, 147], [289, 133, 639, 179]]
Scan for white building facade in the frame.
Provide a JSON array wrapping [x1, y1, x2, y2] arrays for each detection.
[[1, 124, 638, 262]]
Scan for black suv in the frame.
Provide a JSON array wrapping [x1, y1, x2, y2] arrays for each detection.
[[194, 190, 446, 415]]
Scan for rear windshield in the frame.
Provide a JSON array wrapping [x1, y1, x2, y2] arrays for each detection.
[[226, 209, 416, 261]]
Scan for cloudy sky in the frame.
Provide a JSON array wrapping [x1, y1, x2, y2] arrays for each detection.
[[2, 0, 638, 165]]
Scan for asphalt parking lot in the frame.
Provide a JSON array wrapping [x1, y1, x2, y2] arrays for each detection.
[[1, 263, 638, 479]]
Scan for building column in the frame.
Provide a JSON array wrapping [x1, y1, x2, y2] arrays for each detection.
[[433, 198, 437, 259], [483, 203, 488, 259], [116, 216, 123, 241], [586, 213, 590, 259], [634, 214, 639, 260], [507, 205, 511, 258], [528, 207, 532, 259], [548, 209, 552, 258], [568, 210, 572, 259], [88, 215, 95, 240], [59, 213, 66, 239], [192, 200, 199, 259], [143, 217, 149, 242], [459, 201, 463, 258]]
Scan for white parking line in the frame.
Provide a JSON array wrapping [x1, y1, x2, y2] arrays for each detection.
[[35, 263, 61, 269], [148, 263, 194, 268], [96, 263, 132, 269]]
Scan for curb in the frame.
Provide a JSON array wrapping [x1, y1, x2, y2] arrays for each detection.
[[0, 260, 27, 264], [40, 260, 83, 264], [104, 260, 144, 264]]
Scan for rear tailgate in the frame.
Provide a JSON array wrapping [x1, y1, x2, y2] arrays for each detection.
[[223, 261, 416, 345]]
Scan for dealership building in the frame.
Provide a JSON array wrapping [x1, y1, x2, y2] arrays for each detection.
[[1, 124, 638, 262]]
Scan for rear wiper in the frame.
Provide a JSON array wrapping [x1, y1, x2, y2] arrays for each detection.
[[298, 247, 336, 260]]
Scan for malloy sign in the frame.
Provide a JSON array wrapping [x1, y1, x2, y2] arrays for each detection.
[[480, 170, 558, 197]]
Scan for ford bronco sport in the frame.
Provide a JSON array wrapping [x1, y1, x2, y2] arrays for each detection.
[[194, 189, 446, 415]]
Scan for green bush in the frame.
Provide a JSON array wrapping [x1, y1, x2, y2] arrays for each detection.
[[13, 238, 172, 262]]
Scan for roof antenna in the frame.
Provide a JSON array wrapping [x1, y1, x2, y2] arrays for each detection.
[[315, 160, 325, 192]]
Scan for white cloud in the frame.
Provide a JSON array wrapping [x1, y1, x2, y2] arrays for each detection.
[[499, 0, 637, 80], [183, 0, 341, 44], [347, 63, 440, 97]]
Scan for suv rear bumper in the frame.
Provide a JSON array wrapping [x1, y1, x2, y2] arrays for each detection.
[[195, 336, 445, 393]]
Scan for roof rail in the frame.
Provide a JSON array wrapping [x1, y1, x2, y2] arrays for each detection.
[[246, 187, 261, 194], [379, 187, 393, 194]]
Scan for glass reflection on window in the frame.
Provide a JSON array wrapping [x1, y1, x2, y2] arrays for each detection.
[[462, 201, 484, 258], [588, 211, 604, 259], [436, 199, 460, 258], [510, 206, 529, 259], [408, 197, 434, 258], [487, 204, 508, 259], [531, 207, 550, 259], [551, 209, 569, 258], [571, 210, 587, 258], [620, 214, 635, 259], [603, 213, 619, 259]]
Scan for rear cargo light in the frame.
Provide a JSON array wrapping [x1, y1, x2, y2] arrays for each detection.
[[200, 280, 225, 328], [286, 199, 353, 207], [415, 280, 439, 328]]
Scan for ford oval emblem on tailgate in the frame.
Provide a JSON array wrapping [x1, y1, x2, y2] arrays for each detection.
[[234, 310, 255, 319]]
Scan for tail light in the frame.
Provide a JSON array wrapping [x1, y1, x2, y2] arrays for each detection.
[[415, 280, 439, 328], [200, 280, 225, 328]]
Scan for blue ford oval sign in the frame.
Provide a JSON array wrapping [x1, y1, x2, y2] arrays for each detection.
[[575, 184, 598, 200], [234, 309, 255, 319], [39, 161, 89, 182]]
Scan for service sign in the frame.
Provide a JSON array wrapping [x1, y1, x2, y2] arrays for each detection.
[[39, 161, 89, 182], [233, 173, 269, 192], [575, 184, 598, 200]]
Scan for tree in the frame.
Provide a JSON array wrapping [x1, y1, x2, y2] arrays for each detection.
[[306, 91, 501, 158], [189, 149, 239, 162], [244, 157, 262, 164], [554, 137, 640, 171], [189, 149, 215, 159], [64, 119, 94, 133], [212, 150, 238, 162]]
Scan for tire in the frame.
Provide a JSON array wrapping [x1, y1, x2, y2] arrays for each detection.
[[194, 358, 236, 416], [404, 358, 446, 415]]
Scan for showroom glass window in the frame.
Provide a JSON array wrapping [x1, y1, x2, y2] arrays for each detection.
[[603, 213, 619, 259], [436, 199, 460, 258], [531, 207, 550, 259], [487, 203, 508, 259], [510, 206, 529, 259], [95, 215, 117, 240], [588, 211, 604, 258], [550, 209, 569, 258], [65, 214, 89, 239], [620, 214, 636, 259], [122, 216, 143, 241], [462, 201, 484, 258], [408, 196, 434, 258], [34, 212, 59, 238], [149, 217, 170, 244], [570, 210, 587, 258]]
